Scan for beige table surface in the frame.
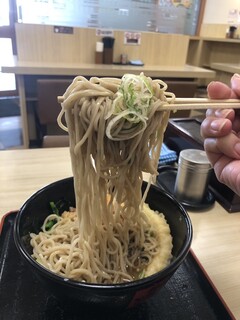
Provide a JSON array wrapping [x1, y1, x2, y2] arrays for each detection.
[[0, 147, 240, 319]]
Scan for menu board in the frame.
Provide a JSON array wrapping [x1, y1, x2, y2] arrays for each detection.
[[16, 0, 201, 35]]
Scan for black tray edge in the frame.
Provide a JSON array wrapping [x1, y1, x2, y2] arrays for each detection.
[[0, 211, 18, 235], [0, 211, 236, 320], [189, 249, 236, 320]]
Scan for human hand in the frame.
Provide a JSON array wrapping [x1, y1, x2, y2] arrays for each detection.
[[201, 74, 240, 195]]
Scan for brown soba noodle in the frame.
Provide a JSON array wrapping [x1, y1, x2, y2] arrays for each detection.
[[30, 73, 175, 284]]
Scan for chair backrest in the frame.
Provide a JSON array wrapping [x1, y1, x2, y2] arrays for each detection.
[[166, 81, 198, 118], [166, 81, 197, 98], [37, 79, 72, 125], [36, 79, 73, 146], [42, 135, 69, 148]]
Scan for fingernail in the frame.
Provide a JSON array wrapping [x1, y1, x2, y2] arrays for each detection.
[[215, 109, 233, 118], [234, 142, 240, 155], [231, 74, 240, 92], [207, 81, 216, 90], [233, 73, 240, 79], [232, 73, 240, 84], [210, 119, 228, 131]]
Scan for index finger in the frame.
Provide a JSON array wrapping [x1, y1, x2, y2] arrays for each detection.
[[201, 116, 232, 139], [230, 73, 240, 97]]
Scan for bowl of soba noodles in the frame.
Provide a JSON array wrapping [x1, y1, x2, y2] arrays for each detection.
[[14, 178, 192, 310], [14, 73, 192, 310]]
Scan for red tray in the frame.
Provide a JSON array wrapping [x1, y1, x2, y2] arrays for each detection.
[[0, 211, 235, 320]]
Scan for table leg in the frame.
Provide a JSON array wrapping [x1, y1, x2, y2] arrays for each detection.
[[17, 75, 29, 148]]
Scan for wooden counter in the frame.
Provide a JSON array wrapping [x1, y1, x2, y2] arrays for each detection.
[[0, 147, 239, 319], [209, 62, 239, 86], [2, 60, 216, 78], [187, 35, 240, 86], [211, 62, 240, 74]]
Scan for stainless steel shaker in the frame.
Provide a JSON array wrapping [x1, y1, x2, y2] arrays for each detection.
[[174, 149, 212, 203]]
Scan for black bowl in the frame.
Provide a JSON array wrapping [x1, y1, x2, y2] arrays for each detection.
[[14, 177, 192, 311]]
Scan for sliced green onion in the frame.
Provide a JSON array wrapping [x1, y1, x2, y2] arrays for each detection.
[[138, 270, 145, 279], [45, 219, 57, 231], [112, 73, 154, 123], [50, 201, 59, 215]]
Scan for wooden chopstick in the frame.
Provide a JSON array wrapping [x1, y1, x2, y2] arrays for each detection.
[[162, 98, 240, 111], [57, 96, 240, 111]]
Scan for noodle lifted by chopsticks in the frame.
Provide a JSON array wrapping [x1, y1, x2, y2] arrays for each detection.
[[30, 73, 174, 283]]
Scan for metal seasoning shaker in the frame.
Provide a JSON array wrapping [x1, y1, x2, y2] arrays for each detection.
[[174, 149, 212, 204], [121, 54, 128, 65]]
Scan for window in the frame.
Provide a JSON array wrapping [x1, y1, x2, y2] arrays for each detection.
[[0, 38, 15, 91], [16, 0, 203, 36], [0, 0, 17, 96], [0, 0, 10, 26]]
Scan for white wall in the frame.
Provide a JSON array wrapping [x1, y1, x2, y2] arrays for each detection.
[[203, 0, 240, 24]]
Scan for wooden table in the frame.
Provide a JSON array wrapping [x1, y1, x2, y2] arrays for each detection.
[[2, 61, 216, 148], [0, 147, 239, 319]]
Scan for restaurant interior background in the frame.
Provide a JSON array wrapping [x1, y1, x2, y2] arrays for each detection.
[[1, 0, 240, 149], [2, 3, 240, 319]]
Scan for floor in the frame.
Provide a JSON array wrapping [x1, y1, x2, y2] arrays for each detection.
[[0, 116, 23, 150], [0, 97, 23, 150]]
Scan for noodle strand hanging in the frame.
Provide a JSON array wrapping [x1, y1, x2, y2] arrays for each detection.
[[30, 73, 174, 284]]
